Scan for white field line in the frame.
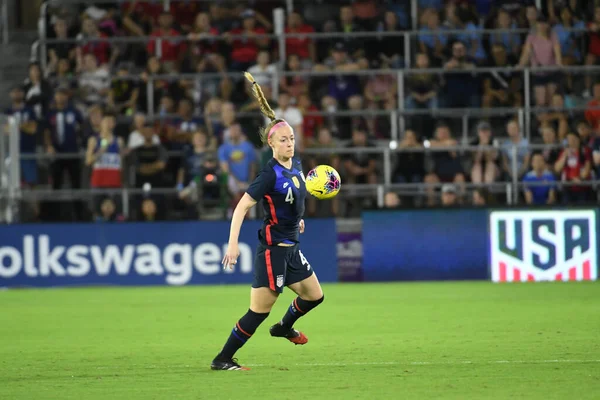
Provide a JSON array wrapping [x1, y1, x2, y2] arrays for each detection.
[[78, 359, 600, 370]]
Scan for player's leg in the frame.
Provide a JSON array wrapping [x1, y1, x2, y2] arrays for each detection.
[[211, 245, 285, 370], [270, 248, 324, 345]]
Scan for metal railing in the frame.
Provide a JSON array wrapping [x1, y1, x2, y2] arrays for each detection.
[[4, 138, 599, 221]]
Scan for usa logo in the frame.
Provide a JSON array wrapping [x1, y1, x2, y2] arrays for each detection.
[[490, 210, 597, 283]]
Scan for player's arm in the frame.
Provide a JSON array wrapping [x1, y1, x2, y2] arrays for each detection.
[[223, 169, 275, 269]]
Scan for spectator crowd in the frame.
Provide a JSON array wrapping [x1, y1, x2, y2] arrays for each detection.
[[4, 0, 600, 222]]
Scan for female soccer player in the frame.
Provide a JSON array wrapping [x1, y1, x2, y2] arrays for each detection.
[[210, 72, 325, 371]]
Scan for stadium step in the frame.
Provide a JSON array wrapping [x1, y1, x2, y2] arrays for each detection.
[[0, 31, 36, 108]]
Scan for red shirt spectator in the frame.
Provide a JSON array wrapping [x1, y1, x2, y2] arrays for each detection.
[[121, 1, 165, 25], [147, 13, 186, 63], [298, 94, 322, 142], [188, 13, 219, 58], [172, 1, 201, 31], [584, 83, 600, 132], [556, 133, 592, 192], [587, 7, 600, 57], [229, 26, 266, 63], [77, 19, 112, 66], [285, 12, 315, 60]]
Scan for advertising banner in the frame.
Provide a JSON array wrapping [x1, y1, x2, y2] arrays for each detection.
[[337, 231, 363, 282], [489, 209, 598, 282], [0, 219, 338, 288], [362, 209, 490, 281]]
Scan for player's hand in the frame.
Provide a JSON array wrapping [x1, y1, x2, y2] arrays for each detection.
[[222, 242, 240, 270], [299, 219, 305, 234]]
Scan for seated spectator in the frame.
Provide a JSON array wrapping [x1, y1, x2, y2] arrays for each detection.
[[48, 18, 76, 74], [139, 197, 163, 222], [363, 62, 397, 111], [147, 11, 185, 72], [177, 129, 216, 189], [584, 82, 600, 133], [131, 124, 169, 189], [77, 54, 110, 107], [553, 7, 585, 92], [268, 92, 304, 150], [424, 123, 465, 206], [384, 191, 401, 208], [470, 122, 500, 184], [489, 9, 521, 58], [285, 11, 316, 65], [502, 119, 530, 180], [49, 59, 77, 97], [518, 15, 562, 106], [577, 120, 594, 148], [314, 42, 364, 107], [405, 52, 439, 110], [418, 8, 448, 66], [472, 187, 492, 206], [537, 93, 570, 140], [218, 124, 257, 217], [584, 6, 600, 97], [95, 197, 125, 223], [225, 9, 269, 72], [483, 44, 521, 109], [442, 41, 479, 108], [187, 12, 220, 63], [371, 10, 404, 69], [334, 5, 364, 58], [247, 50, 277, 89], [554, 131, 593, 204], [108, 63, 138, 115], [441, 183, 459, 207], [540, 125, 561, 169], [393, 129, 425, 185], [128, 113, 159, 150], [445, 5, 486, 64], [137, 56, 169, 114], [280, 54, 310, 100], [307, 127, 340, 217], [167, 98, 204, 150], [76, 17, 116, 69], [298, 94, 322, 147], [523, 153, 557, 205], [343, 128, 377, 185]]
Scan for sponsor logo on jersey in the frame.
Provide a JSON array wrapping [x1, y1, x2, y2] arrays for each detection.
[[489, 210, 597, 283], [276, 274, 284, 287]]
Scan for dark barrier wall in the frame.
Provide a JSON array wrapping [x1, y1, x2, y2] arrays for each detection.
[[0, 219, 338, 288], [362, 209, 489, 281], [362, 208, 599, 282]]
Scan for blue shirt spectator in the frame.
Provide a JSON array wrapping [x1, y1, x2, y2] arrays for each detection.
[[553, 19, 585, 61], [218, 124, 256, 183], [523, 153, 556, 205]]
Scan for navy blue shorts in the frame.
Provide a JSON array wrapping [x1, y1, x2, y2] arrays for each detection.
[[252, 243, 313, 293]]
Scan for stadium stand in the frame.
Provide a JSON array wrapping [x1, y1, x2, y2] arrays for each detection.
[[2, 0, 600, 223]]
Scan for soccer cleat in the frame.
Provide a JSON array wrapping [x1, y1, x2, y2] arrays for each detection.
[[269, 322, 309, 345], [210, 357, 250, 371]]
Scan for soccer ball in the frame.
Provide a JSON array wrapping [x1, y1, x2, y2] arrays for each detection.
[[305, 165, 341, 199]]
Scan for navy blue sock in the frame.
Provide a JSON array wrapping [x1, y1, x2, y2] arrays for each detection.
[[281, 296, 324, 329], [218, 309, 269, 359]]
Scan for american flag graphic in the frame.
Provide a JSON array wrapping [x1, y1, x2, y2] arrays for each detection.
[[490, 210, 598, 283]]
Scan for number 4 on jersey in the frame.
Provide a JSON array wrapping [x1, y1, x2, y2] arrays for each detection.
[[285, 187, 294, 204]]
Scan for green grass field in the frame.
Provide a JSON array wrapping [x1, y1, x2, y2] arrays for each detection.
[[1, 282, 599, 400]]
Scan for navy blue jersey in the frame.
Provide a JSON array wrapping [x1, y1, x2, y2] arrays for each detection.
[[246, 157, 306, 246], [5, 106, 37, 153], [47, 107, 83, 153]]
